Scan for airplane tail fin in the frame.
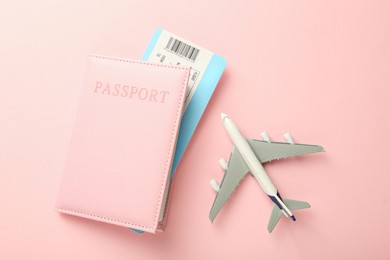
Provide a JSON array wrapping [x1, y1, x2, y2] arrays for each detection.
[[267, 199, 310, 233], [267, 204, 283, 233], [283, 199, 311, 211]]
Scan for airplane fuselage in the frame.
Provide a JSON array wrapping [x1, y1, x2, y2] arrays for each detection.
[[221, 114, 294, 219]]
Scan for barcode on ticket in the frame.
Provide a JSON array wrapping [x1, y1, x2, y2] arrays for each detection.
[[165, 37, 200, 62]]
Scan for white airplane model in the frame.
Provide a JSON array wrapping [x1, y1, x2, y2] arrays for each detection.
[[209, 113, 324, 233]]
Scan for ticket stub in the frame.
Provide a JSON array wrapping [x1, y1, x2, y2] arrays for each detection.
[[142, 28, 227, 177]]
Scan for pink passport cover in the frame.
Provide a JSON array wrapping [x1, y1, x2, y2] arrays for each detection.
[[56, 55, 190, 233]]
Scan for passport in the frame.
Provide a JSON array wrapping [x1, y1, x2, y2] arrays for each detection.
[[56, 54, 190, 233]]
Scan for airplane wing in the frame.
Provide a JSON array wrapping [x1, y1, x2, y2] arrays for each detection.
[[209, 145, 250, 222], [247, 139, 324, 163]]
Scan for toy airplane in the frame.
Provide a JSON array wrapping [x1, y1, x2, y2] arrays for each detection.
[[209, 113, 324, 233]]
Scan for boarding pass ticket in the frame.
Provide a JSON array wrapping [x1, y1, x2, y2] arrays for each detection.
[[142, 28, 226, 177]]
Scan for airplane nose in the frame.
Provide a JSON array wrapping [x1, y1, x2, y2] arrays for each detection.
[[220, 113, 228, 122]]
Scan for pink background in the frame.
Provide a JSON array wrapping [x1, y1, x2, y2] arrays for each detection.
[[1, 0, 389, 259]]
